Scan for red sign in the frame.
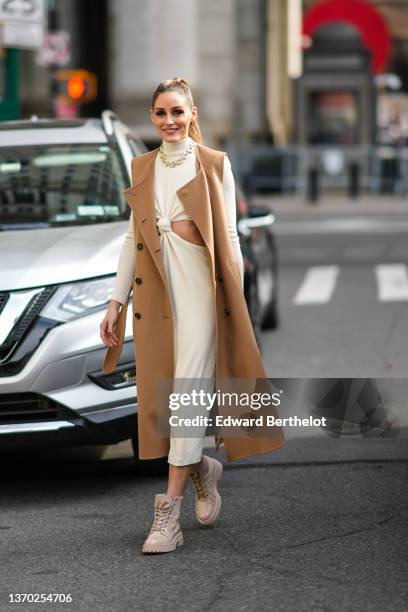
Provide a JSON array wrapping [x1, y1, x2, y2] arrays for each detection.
[[303, 0, 391, 74]]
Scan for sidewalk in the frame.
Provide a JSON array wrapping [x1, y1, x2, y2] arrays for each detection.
[[252, 192, 408, 217]]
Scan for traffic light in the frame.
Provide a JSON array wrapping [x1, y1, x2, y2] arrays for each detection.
[[53, 69, 97, 104]]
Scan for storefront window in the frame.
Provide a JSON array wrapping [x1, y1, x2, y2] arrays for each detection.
[[308, 91, 359, 144]]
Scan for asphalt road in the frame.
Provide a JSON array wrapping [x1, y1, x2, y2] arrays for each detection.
[[2, 208, 408, 612], [1, 438, 407, 612], [263, 213, 408, 380]]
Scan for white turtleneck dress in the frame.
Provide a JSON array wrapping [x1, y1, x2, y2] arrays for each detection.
[[111, 136, 244, 466]]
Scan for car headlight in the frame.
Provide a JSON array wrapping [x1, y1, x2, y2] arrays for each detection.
[[40, 276, 119, 322]]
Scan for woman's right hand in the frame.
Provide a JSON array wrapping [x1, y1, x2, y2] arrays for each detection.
[[100, 301, 121, 348]]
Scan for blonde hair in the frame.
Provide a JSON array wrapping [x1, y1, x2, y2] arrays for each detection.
[[151, 77, 204, 144]]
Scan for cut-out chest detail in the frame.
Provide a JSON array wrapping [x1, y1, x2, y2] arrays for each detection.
[[156, 218, 205, 247]]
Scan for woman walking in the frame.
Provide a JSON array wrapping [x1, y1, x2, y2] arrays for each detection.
[[100, 77, 285, 554]]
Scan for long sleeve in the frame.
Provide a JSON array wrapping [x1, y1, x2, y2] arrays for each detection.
[[223, 154, 244, 290], [110, 213, 136, 305]]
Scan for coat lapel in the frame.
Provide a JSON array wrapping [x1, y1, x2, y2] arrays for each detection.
[[123, 143, 215, 290], [123, 150, 167, 289]]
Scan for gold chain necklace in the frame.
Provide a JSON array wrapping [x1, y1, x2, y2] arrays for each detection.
[[159, 139, 195, 168]]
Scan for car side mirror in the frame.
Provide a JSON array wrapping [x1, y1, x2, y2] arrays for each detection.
[[238, 208, 276, 237]]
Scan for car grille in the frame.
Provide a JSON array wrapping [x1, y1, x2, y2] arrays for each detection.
[[0, 287, 60, 377], [0, 392, 72, 424]]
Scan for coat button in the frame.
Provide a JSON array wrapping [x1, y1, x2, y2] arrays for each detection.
[[217, 274, 223, 282], [134, 312, 142, 319], [135, 277, 142, 285], [224, 308, 231, 315], [137, 242, 143, 250]]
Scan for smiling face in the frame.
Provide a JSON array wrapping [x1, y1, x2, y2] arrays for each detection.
[[150, 91, 198, 143]]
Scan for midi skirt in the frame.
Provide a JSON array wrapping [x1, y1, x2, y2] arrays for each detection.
[[156, 213, 216, 466]]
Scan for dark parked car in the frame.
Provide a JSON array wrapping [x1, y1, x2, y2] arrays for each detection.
[[235, 182, 279, 346]]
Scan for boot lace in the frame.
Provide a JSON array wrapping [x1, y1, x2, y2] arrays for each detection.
[[191, 468, 209, 499], [151, 503, 173, 533]]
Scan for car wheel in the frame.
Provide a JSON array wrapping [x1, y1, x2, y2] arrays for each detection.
[[131, 420, 168, 477], [247, 270, 263, 352], [261, 250, 279, 330], [255, 231, 279, 331], [262, 290, 279, 330]]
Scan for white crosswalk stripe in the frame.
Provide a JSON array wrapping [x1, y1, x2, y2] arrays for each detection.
[[289, 263, 408, 305], [375, 264, 408, 302], [293, 266, 340, 304]]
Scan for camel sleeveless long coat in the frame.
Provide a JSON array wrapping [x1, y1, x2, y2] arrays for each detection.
[[102, 142, 286, 461]]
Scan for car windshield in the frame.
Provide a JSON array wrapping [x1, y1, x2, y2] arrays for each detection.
[[0, 143, 129, 229]]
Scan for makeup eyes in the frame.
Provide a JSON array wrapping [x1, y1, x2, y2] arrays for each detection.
[[155, 110, 184, 116]]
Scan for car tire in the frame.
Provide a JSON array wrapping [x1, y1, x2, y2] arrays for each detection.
[[131, 420, 168, 477], [261, 247, 279, 330], [262, 291, 279, 330], [246, 269, 263, 352]]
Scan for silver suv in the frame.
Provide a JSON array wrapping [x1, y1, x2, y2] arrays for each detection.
[[0, 111, 149, 469]]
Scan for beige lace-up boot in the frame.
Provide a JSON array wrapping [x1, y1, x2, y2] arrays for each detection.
[[190, 455, 223, 526], [142, 493, 184, 554]]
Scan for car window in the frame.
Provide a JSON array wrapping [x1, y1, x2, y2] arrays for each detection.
[[127, 136, 145, 157], [0, 143, 129, 229]]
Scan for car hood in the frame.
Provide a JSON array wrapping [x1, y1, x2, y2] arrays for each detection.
[[0, 222, 129, 291]]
